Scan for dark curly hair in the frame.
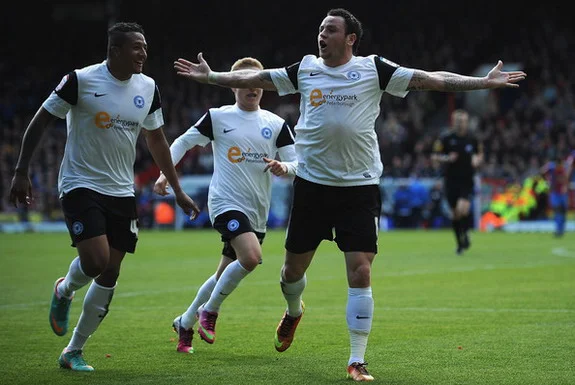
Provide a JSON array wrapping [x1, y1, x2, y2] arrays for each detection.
[[107, 22, 145, 53]]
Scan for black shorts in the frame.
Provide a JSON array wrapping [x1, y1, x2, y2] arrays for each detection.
[[445, 181, 474, 208], [212, 210, 265, 260], [285, 176, 381, 254], [60, 188, 138, 253]]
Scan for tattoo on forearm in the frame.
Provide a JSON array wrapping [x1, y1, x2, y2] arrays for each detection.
[[257, 70, 277, 90], [258, 71, 272, 82], [408, 70, 485, 91], [440, 72, 483, 91], [407, 71, 428, 91]]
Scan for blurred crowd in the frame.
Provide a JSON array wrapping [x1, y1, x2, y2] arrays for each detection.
[[1, 3, 573, 221]]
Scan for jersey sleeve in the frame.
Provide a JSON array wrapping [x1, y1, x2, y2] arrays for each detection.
[[169, 112, 212, 165], [374, 56, 413, 98], [270, 61, 300, 96], [275, 121, 295, 148], [42, 71, 77, 118], [277, 144, 298, 176], [142, 85, 164, 130], [194, 111, 215, 140]]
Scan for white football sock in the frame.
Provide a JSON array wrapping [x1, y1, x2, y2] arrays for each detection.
[[346, 287, 373, 365], [58, 256, 93, 298], [66, 281, 115, 351], [280, 274, 306, 316], [181, 273, 217, 329], [204, 260, 250, 312]]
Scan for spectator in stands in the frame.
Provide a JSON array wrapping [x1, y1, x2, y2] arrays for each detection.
[[393, 182, 413, 228], [408, 174, 429, 228], [426, 180, 450, 228]]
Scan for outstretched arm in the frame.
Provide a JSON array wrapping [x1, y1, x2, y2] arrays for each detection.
[[407, 60, 526, 91], [174, 53, 278, 91]]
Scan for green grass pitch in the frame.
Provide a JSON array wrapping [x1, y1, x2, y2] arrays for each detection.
[[0, 229, 574, 384]]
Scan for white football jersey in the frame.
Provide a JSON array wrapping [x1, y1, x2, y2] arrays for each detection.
[[170, 104, 296, 232], [270, 54, 414, 186], [42, 61, 164, 197]]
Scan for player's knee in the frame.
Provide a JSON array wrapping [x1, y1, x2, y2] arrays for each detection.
[[348, 264, 371, 287], [96, 265, 120, 287], [238, 251, 262, 271], [79, 256, 108, 278], [281, 263, 305, 283]]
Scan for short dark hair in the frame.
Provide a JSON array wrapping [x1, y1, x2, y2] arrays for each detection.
[[327, 8, 363, 54], [107, 22, 145, 50]]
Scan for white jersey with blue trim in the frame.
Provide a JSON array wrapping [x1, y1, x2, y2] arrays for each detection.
[[270, 54, 414, 187], [42, 61, 164, 197], [170, 104, 296, 232]]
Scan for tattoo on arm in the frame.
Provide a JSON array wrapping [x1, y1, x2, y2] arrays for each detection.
[[439, 72, 485, 91], [213, 69, 276, 91], [408, 70, 486, 91], [258, 71, 272, 82], [407, 70, 429, 91], [258, 70, 277, 91]]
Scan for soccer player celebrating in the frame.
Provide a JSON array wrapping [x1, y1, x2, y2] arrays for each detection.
[[172, 8, 526, 381], [9, 22, 200, 371], [154, 57, 297, 352]]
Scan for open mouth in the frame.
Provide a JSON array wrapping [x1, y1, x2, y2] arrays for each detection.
[[319, 41, 327, 49]]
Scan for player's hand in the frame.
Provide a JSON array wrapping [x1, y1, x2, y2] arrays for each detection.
[[174, 190, 201, 221], [448, 152, 459, 162], [153, 174, 170, 196], [9, 174, 33, 208], [174, 53, 212, 84], [485, 60, 526, 89], [263, 157, 288, 176]]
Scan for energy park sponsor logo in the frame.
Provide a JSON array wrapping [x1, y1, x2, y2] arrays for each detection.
[[94, 112, 139, 130], [309, 89, 359, 107], [227, 146, 268, 164]]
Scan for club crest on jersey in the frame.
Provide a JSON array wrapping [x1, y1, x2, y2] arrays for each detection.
[[227, 219, 240, 232], [261, 127, 272, 139], [133, 95, 145, 108], [347, 71, 361, 81], [72, 221, 84, 235]]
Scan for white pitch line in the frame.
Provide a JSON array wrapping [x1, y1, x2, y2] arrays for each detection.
[[379, 306, 575, 314], [551, 247, 575, 258], [3, 301, 572, 314], [2, 260, 574, 310]]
